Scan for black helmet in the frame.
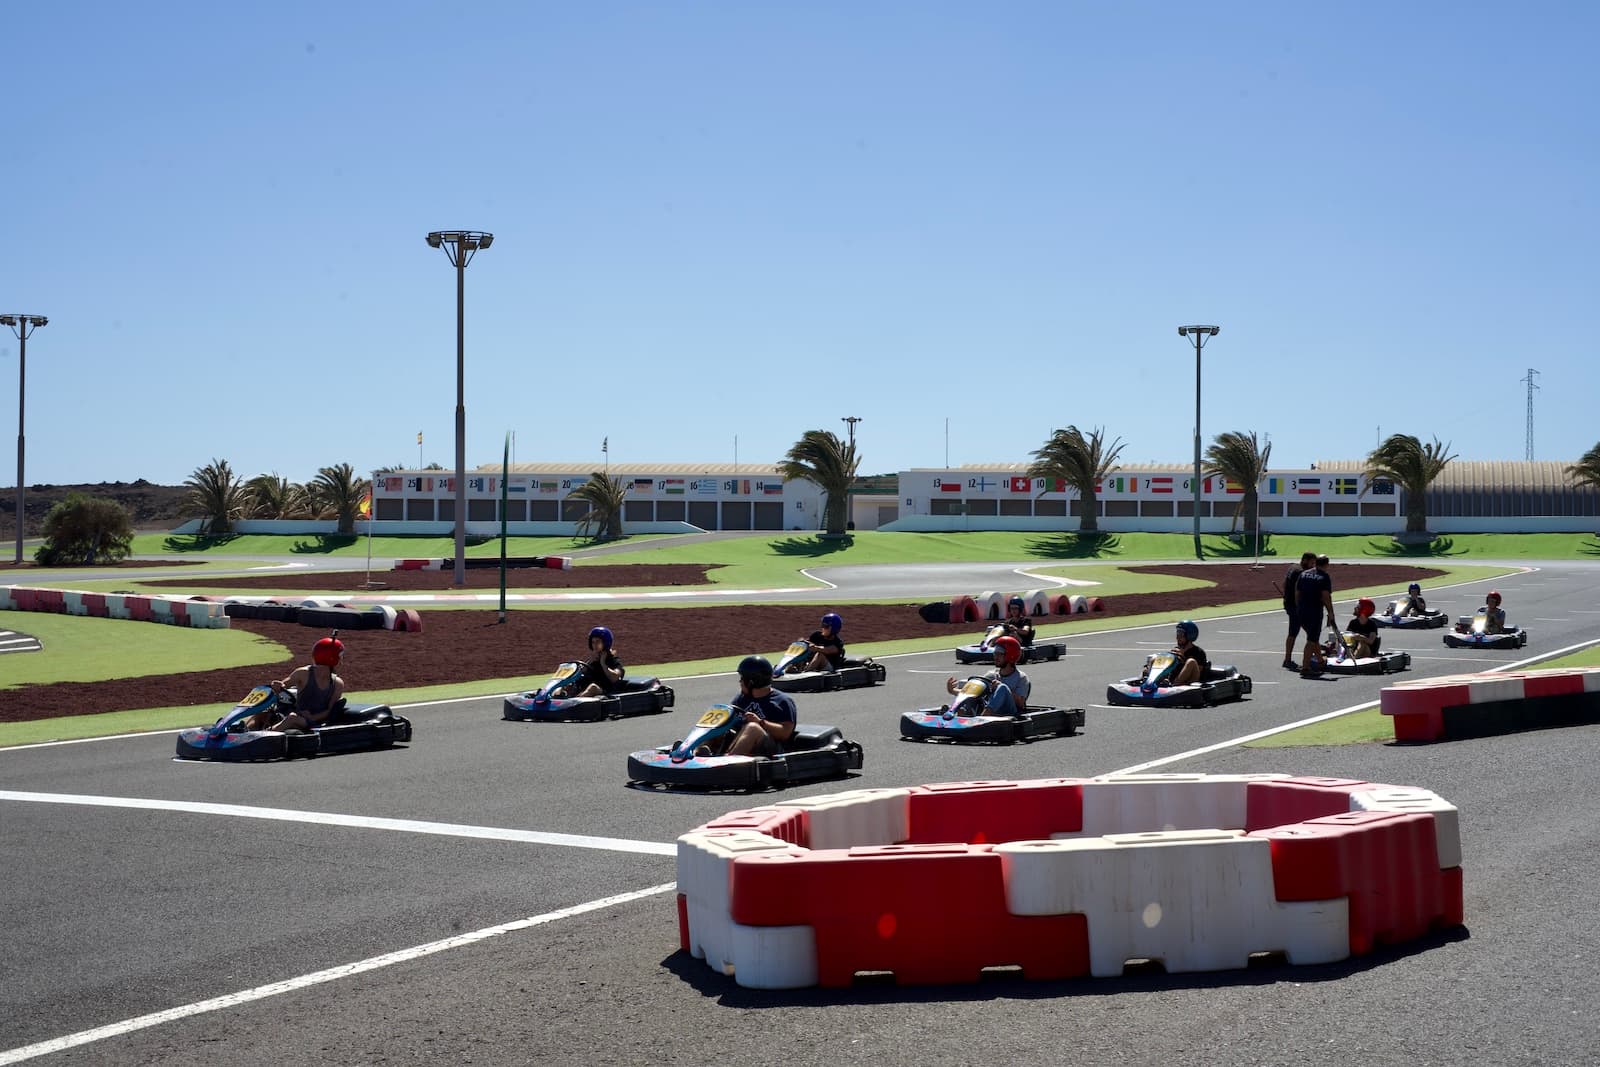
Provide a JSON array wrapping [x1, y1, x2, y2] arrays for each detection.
[[737, 655, 773, 687], [1177, 620, 1199, 641]]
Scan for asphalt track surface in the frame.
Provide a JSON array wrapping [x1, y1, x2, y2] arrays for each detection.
[[5, 562, 1600, 1065]]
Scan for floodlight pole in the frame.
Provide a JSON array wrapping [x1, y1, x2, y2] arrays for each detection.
[[425, 231, 494, 587], [1178, 325, 1219, 561], [1, 314, 46, 565]]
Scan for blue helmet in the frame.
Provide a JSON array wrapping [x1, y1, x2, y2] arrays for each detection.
[[1007, 596, 1026, 614], [1176, 620, 1199, 641], [822, 612, 843, 633], [1408, 583, 1421, 595], [588, 626, 613, 651]]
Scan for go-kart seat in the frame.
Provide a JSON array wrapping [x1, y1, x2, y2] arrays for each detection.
[[1201, 665, 1237, 683], [787, 724, 843, 752]]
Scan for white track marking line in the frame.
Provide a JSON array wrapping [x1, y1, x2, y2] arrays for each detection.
[[0, 792, 676, 856], [1114, 636, 1600, 775], [0, 882, 677, 1067]]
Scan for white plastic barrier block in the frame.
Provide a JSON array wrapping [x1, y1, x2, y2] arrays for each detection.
[[63, 591, 85, 615], [1350, 787, 1462, 870], [973, 591, 1003, 620], [677, 830, 806, 976], [0, 586, 14, 611], [104, 594, 130, 620], [725, 922, 819, 990], [1021, 589, 1051, 616], [999, 830, 1350, 975], [1061, 773, 1292, 838], [775, 787, 913, 850]]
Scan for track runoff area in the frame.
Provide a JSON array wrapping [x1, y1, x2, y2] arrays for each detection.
[[3, 564, 1598, 1062]]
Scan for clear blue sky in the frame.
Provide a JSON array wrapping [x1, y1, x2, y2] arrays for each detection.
[[4, 2, 1595, 487]]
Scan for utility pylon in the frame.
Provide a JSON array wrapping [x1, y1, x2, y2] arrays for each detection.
[[1521, 368, 1540, 461]]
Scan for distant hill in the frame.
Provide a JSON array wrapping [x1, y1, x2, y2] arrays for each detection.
[[0, 481, 190, 536]]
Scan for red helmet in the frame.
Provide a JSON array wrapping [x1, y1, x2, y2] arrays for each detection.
[[313, 637, 344, 666], [1357, 598, 1375, 616], [992, 635, 1022, 666], [1487, 590, 1502, 604]]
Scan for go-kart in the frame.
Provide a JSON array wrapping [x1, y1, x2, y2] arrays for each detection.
[[1105, 651, 1253, 708], [953, 624, 1065, 665], [503, 661, 674, 722], [175, 685, 412, 761], [899, 675, 1084, 744], [626, 703, 864, 791], [1443, 610, 1529, 650], [1322, 631, 1412, 675], [768, 639, 887, 693], [1373, 598, 1448, 629]]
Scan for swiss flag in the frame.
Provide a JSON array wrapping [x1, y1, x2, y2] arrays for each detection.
[[1009, 476, 1030, 493]]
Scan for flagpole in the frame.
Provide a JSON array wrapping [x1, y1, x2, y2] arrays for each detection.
[[364, 469, 375, 588], [499, 433, 509, 623]]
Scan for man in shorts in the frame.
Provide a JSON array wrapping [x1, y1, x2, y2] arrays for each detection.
[[1282, 551, 1317, 670], [1296, 555, 1338, 676]]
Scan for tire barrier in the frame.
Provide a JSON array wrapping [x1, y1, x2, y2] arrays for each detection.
[[391, 555, 573, 571], [675, 773, 1463, 989], [2, 585, 230, 629], [1381, 668, 1600, 742], [393, 608, 424, 632], [920, 590, 1107, 624]]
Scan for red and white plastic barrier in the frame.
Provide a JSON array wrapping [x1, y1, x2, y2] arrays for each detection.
[[392, 555, 572, 571], [1381, 668, 1600, 741], [3, 586, 230, 629], [675, 773, 1463, 988]]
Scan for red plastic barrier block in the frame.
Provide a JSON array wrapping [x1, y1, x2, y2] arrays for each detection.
[[949, 595, 978, 623], [80, 593, 107, 616], [38, 589, 66, 613], [905, 779, 1085, 845], [677, 893, 690, 952], [13, 588, 39, 611], [695, 806, 810, 847], [126, 596, 154, 621], [394, 559, 429, 570], [1259, 810, 1458, 955], [1520, 672, 1589, 700], [1245, 777, 1370, 833], [729, 845, 1090, 986]]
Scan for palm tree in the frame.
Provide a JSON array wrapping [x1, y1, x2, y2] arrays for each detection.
[[184, 458, 244, 535], [1203, 430, 1272, 536], [243, 472, 308, 519], [571, 472, 629, 541], [1027, 426, 1126, 532], [778, 430, 860, 535], [1567, 442, 1600, 492], [1364, 434, 1458, 534], [309, 463, 370, 535]]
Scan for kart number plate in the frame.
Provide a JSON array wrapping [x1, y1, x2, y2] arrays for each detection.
[[241, 687, 271, 707], [553, 663, 579, 681], [695, 705, 734, 729]]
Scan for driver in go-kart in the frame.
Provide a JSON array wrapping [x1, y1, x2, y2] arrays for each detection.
[[576, 626, 625, 697], [1479, 590, 1507, 633], [999, 596, 1035, 647], [1398, 582, 1428, 617], [796, 613, 847, 674], [726, 655, 798, 756], [1344, 598, 1382, 659], [1165, 621, 1209, 686], [256, 637, 346, 732], [946, 635, 1030, 716]]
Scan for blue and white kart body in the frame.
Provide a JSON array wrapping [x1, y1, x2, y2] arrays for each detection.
[[900, 676, 1084, 744], [626, 704, 863, 791], [1105, 651, 1253, 709], [175, 685, 412, 761], [503, 661, 674, 722], [953, 625, 1065, 665], [769, 638, 887, 694], [1373, 598, 1448, 629], [1443, 610, 1529, 650], [1323, 632, 1412, 675]]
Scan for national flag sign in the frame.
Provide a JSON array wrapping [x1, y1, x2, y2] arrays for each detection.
[[1149, 476, 1174, 494], [1009, 476, 1030, 493], [357, 492, 371, 518], [1296, 477, 1322, 495], [1332, 477, 1359, 495]]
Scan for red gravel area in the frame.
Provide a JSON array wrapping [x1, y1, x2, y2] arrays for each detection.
[[3, 563, 1441, 723]]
